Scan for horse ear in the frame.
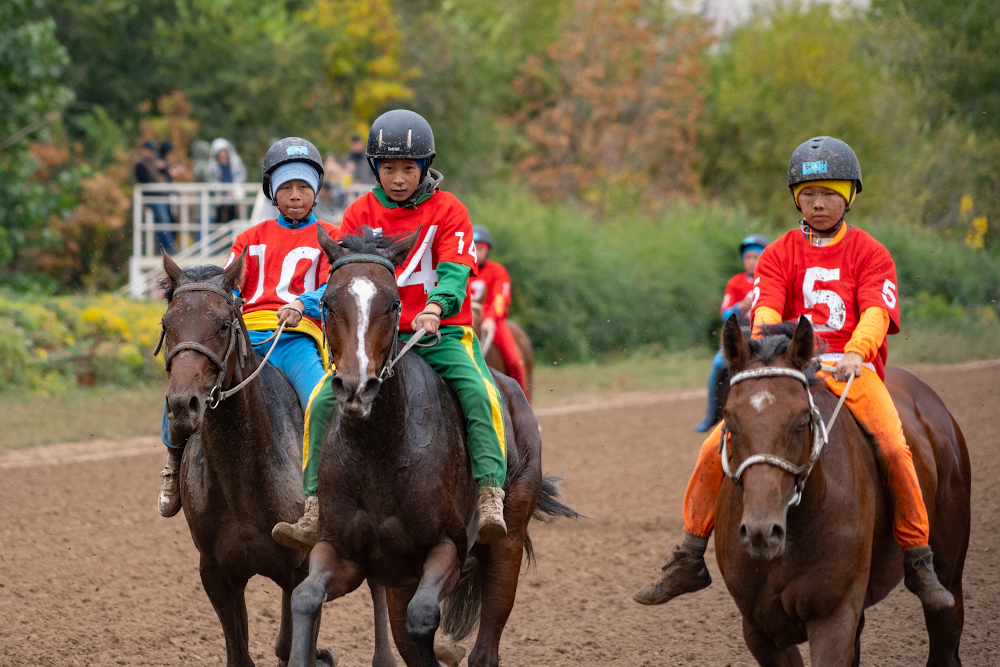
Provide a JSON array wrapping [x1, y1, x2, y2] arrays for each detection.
[[222, 247, 248, 289], [386, 229, 419, 266], [722, 314, 751, 371], [786, 315, 815, 369], [317, 224, 346, 262], [161, 248, 184, 289]]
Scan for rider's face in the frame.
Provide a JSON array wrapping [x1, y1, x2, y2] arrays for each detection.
[[742, 250, 760, 276], [477, 243, 490, 267], [798, 186, 847, 234], [274, 179, 315, 220], [378, 159, 421, 202]]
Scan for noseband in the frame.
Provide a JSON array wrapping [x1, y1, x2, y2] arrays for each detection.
[[719, 365, 853, 507], [322, 253, 440, 382]]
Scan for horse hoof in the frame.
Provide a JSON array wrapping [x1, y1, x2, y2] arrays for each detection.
[[435, 642, 466, 667], [317, 648, 339, 667]]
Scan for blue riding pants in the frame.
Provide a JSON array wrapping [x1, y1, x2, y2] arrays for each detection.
[[161, 330, 327, 449]]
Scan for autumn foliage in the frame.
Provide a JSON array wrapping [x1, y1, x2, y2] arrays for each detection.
[[509, 0, 711, 211]]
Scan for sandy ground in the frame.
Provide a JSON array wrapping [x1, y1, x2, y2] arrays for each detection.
[[0, 362, 997, 666]]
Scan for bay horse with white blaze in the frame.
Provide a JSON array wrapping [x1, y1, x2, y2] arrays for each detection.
[[159, 251, 395, 667], [714, 316, 970, 666], [288, 227, 578, 667]]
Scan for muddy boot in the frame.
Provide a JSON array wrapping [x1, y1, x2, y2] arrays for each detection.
[[476, 487, 507, 545], [903, 547, 955, 612], [272, 495, 320, 551], [633, 533, 712, 605], [158, 460, 182, 518]]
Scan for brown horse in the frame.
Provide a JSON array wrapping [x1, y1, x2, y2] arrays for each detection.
[[714, 316, 970, 666], [470, 301, 535, 402], [159, 252, 395, 667], [287, 227, 577, 667]]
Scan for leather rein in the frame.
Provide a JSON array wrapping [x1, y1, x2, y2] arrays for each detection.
[[719, 365, 854, 507]]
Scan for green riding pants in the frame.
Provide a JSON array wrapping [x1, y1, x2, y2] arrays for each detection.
[[301, 325, 507, 496]]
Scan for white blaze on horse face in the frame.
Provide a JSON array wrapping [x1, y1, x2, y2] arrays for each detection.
[[348, 276, 377, 377], [750, 390, 776, 413]]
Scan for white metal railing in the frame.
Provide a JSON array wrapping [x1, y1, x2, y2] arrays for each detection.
[[127, 182, 371, 298]]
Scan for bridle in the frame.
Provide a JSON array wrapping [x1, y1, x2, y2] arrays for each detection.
[[321, 253, 440, 383], [719, 365, 853, 507], [154, 282, 286, 409]]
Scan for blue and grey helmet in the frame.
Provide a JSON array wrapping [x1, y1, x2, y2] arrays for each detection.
[[261, 138, 324, 201]]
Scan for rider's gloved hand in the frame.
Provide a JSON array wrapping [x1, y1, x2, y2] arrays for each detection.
[[278, 300, 305, 328], [833, 351, 864, 382], [412, 302, 443, 335]]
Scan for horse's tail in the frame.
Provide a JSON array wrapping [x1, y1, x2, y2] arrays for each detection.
[[441, 475, 581, 641]]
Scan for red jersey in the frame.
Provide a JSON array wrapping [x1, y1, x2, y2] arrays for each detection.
[[720, 273, 754, 314], [751, 226, 900, 378], [469, 260, 511, 320], [227, 219, 339, 327], [340, 190, 478, 331]]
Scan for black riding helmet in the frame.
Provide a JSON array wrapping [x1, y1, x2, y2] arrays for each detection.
[[787, 136, 862, 215], [366, 110, 436, 182], [261, 137, 325, 202]]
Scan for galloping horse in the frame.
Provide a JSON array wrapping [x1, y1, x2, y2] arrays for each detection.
[[470, 301, 534, 402], [715, 316, 970, 666], [159, 252, 395, 667], [288, 227, 577, 667]]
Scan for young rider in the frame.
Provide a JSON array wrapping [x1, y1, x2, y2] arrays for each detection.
[[158, 138, 337, 518], [696, 234, 768, 432], [635, 136, 955, 613], [468, 224, 530, 402], [272, 110, 508, 550]]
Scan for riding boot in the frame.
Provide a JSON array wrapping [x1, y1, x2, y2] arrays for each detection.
[[476, 487, 507, 545], [903, 546, 955, 612], [272, 495, 320, 551], [158, 457, 182, 518], [633, 533, 712, 605]]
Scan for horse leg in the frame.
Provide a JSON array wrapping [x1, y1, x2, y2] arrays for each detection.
[[387, 586, 422, 666], [200, 560, 254, 667], [852, 611, 865, 667], [742, 617, 804, 667], [289, 541, 364, 667], [276, 587, 294, 666], [806, 602, 863, 667], [369, 581, 398, 667], [466, 532, 524, 667], [924, 531, 966, 666], [407, 540, 463, 667]]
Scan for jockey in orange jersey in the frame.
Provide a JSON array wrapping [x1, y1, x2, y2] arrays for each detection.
[[468, 224, 530, 401], [634, 136, 955, 613]]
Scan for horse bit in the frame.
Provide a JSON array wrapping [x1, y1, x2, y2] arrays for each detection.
[[719, 365, 854, 507], [153, 282, 286, 409]]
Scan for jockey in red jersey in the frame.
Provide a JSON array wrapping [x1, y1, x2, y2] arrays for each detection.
[[468, 224, 530, 401], [634, 136, 955, 614]]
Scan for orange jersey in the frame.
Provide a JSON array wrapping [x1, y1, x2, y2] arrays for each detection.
[[751, 226, 900, 377], [340, 190, 478, 330], [469, 260, 511, 320], [228, 218, 339, 327]]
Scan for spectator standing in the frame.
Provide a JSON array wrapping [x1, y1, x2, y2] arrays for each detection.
[[135, 139, 175, 253], [191, 140, 213, 183], [209, 138, 248, 223], [346, 133, 375, 185]]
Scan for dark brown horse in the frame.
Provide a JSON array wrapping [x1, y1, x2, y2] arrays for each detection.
[[715, 316, 970, 666], [287, 227, 577, 667], [160, 252, 395, 667], [470, 301, 534, 402]]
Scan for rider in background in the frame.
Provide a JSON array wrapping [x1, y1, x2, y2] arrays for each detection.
[[696, 234, 768, 432], [273, 110, 509, 551], [468, 224, 530, 402], [634, 136, 955, 613], [158, 138, 337, 519]]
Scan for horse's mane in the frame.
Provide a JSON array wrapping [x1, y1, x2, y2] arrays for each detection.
[[160, 264, 226, 302], [746, 322, 823, 385], [337, 226, 400, 256]]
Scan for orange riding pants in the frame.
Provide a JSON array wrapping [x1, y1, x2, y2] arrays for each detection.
[[682, 367, 929, 549], [493, 319, 530, 402]]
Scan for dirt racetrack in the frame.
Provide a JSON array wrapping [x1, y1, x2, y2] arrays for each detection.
[[1, 362, 997, 666]]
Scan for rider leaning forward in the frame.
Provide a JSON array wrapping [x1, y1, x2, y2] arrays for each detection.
[[468, 224, 531, 402], [158, 138, 337, 518], [634, 136, 955, 613], [272, 110, 509, 550]]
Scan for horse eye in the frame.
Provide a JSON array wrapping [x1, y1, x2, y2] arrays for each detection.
[[221, 321, 230, 333]]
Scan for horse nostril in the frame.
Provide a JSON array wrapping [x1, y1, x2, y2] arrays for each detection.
[[188, 395, 200, 412], [739, 524, 748, 541], [770, 524, 785, 543], [362, 377, 381, 396]]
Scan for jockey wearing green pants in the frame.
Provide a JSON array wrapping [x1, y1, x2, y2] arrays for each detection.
[[271, 109, 508, 551]]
